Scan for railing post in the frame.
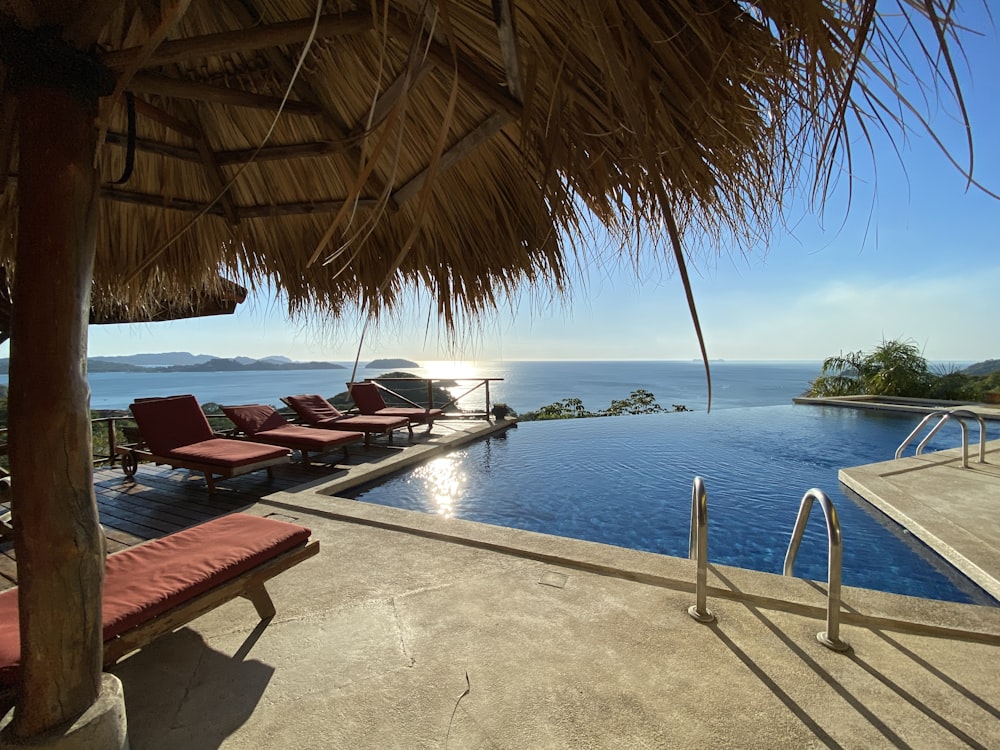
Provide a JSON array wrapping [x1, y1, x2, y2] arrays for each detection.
[[687, 476, 715, 623], [427, 379, 434, 410], [108, 418, 117, 466], [485, 380, 491, 421], [947, 409, 988, 464], [783, 489, 849, 652]]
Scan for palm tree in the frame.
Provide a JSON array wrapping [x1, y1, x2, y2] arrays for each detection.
[[808, 339, 933, 397]]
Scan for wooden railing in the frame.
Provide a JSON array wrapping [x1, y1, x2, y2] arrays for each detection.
[[86, 414, 236, 467], [356, 377, 504, 418], [1, 377, 506, 470]]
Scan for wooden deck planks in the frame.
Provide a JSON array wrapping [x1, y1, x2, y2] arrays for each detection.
[[0, 419, 489, 592], [0, 459, 336, 591]]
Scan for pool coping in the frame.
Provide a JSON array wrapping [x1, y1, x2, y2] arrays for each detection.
[[264, 448, 1000, 644], [840, 439, 1000, 603], [258, 490, 1000, 641], [793, 394, 1000, 420]]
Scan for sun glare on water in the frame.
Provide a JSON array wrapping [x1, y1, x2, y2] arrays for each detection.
[[420, 360, 480, 381], [411, 455, 468, 518]]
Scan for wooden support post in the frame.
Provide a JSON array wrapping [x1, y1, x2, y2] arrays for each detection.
[[242, 585, 276, 620], [7, 83, 105, 737]]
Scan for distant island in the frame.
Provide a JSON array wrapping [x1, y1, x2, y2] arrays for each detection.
[[0, 354, 346, 375], [87, 352, 294, 367], [0, 352, 430, 374], [366, 358, 419, 369]]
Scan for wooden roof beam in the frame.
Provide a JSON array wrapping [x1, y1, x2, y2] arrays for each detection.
[[492, 0, 525, 103], [386, 16, 523, 120], [101, 185, 227, 215], [167, 96, 241, 225], [128, 73, 321, 115], [393, 112, 510, 207], [104, 131, 201, 162], [215, 140, 344, 165], [222, 0, 394, 207], [103, 131, 359, 166], [103, 10, 372, 71], [239, 198, 380, 218], [131, 96, 203, 139], [101, 186, 379, 217]]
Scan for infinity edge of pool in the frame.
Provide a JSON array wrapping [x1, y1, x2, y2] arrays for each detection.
[[263, 485, 1000, 638]]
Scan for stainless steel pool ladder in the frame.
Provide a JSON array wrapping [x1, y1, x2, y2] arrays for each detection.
[[783, 489, 849, 652], [894, 409, 987, 469], [687, 476, 715, 623]]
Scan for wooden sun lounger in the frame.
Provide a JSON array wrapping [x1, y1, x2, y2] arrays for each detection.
[[221, 403, 365, 464], [0, 513, 319, 704], [120, 395, 291, 491], [346, 381, 444, 433], [281, 394, 410, 447]]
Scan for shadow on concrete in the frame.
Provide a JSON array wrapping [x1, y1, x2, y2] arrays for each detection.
[[710, 567, 998, 749], [710, 568, 908, 747], [112, 627, 274, 750]]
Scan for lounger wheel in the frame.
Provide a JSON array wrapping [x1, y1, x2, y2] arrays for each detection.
[[121, 450, 139, 478]]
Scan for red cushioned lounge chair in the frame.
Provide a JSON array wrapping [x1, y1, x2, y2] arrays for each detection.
[[347, 381, 443, 434], [281, 394, 410, 447], [221, 403, 365, 464], [0, 513, 319, 707], [121, 394, 291, 491]]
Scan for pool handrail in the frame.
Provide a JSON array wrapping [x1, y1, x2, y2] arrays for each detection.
[[783, 488, 849, 652], [894, 409, 987, 468], [687, 476, 714, 623]]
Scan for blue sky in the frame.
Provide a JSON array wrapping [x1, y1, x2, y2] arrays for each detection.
[[18, 10, 1000, 365]]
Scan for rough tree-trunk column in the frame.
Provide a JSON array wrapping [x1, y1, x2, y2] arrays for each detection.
[[7, 83, 105, 737]]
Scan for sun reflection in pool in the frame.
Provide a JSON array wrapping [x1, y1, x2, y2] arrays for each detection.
[[410, 454, 468, 517]]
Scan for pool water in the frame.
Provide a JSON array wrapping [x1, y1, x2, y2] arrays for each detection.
[[344, 405, 996, 605]]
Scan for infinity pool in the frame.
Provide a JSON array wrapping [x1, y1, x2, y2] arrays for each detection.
[[344, 405, 995, 605]]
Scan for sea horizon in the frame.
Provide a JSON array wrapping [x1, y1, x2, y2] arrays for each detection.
[[1, 360, 829, 414], [0, 357, 979, 414]]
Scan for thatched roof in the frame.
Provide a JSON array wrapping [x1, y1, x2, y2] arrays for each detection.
[[0, 1, 978, 332], [0, 270, 246, 344]]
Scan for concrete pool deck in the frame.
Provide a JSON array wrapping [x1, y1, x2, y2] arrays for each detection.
[[841, 438, 1000, 602], [103, 418, 1000, 748]]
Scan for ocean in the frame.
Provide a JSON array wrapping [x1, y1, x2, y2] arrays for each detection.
[[1, 360, 822, 413]]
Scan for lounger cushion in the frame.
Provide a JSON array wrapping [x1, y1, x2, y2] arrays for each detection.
[[284, 394, 344, 422], [348, 383, 443, 423], [0, 596, 17, 686], [130, 395, 215, 454], [328, 415, 410, 432], [284, 394, 409, 434], [251, 425, 365, 451], [167, 438, 289, 468], [374, 407, 442, 423], [347, 382, 392, 413], [346, 383, 444, 425], [221, 404, 289, 435], [0, 513, 311, 686]]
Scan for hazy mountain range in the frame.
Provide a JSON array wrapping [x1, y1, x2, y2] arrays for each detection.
[[0, 353, 420, 374], [91, 352, 293, 367]]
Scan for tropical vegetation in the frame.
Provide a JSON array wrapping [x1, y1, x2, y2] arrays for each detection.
[[807, 340, 1000, 402], [519, 390, 690, 421]]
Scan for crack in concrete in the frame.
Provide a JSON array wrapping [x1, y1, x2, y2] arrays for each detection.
[[169, 643, 209, 731], [389, 596, 416, 668]]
